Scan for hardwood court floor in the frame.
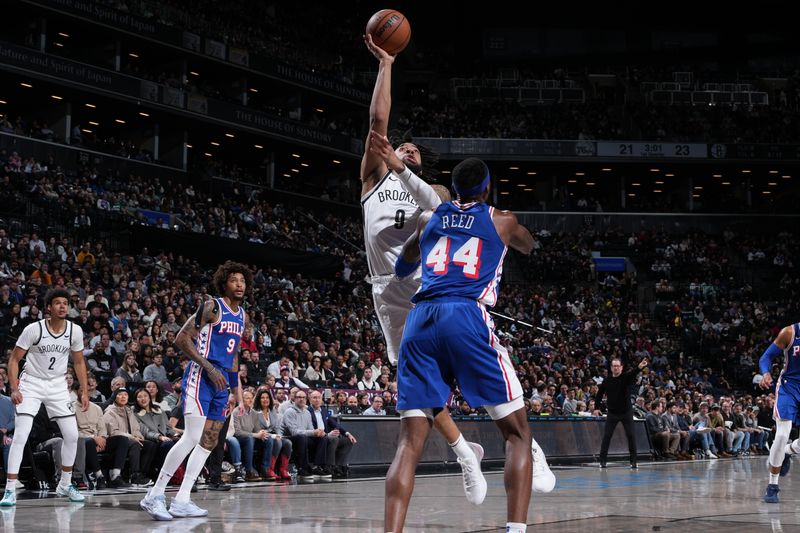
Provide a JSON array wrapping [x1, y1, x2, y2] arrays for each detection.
[[0, 457, 795, 532]]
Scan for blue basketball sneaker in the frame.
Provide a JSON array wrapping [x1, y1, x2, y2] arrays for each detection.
[[764, 483, 780, 503], [780, 454, 792, 477]]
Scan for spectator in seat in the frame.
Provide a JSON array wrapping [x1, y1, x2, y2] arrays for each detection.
[[240, 328, 258, 354], [134, 388, 179, 477], [341, 395, 361, 415], [163, 379, 182, 411], [707, 404, 731, 457], [529, 399, 545, 417], [267, 355, 293, 380], [692, 401, 720, 457], [73, 387, 109, 489], [357, 393, 371, 413], [103, 389, 156, 487], [233, 390, 273, 481], [320, 357, 336, 382], [662, 401, 692, 459], [86, 342, 114, 380], [246, 350, 267, 385], [561, 388, 578, 415], [304, 356, 324, 383], [144, 380, 170, 412], [281, 390, 327, 480], [646, 400, 678, 459], [143, 353, 168, 383], [722, 401, 746, 456], [732, 403, 752, 455], [381, 390, 397, 416], [222, 395, 245, 484], [362, 395, 386, 416], [331, 391, 348, 415], [86, 374, 106, 405], [253, 389, 292, 480], [308, 390, 356, 478], [116, 352, 142, 384], [745, 406, 768, 454], [357, 367, 380, 391], [274, 365, 308, 389], [100, 377, 127, 411], [273, 388, 289, 413]]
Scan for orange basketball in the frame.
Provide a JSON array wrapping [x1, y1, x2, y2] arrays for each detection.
[[366, 9, 411, 55]]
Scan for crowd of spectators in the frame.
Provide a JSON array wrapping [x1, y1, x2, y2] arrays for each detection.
[[1, 113, 154, 163], [397, 91, 800, 144], [1, 145, 799, 487], [101, 0, 366, 83], [0, 147, 365, 261]]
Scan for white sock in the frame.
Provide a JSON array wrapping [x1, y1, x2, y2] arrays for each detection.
[[59, 471, 72, 487], [94, 470, 104, 479], [110, 468, 121, 479], [150, 416, 205, 498], [449, 435, 476, 461], [174, 445, 211, 503], [769, 472, 780, 485], [785, 440, 800, 455], [506, 522, 527, 533], [5, 479, 17, 492]]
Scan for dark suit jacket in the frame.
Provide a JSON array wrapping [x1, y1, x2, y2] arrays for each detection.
[[308, 406, 346, 434]]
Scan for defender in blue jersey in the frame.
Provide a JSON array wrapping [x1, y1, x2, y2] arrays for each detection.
[[384, 158, 535, 533], [760, 323, 800, 503], [140, 261, 250, 521]]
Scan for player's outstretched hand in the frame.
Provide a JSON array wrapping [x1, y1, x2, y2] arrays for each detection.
[[760, 372, 773, 389], [369, 130, 404, 173], [364, 33, 395, 63], [80, 391, 89, 412], [236, 401, 245, 417], [10, 390, 22, 405]]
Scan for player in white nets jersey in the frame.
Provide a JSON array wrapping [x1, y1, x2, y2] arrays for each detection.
[[1, 288, 89, 506], [361, 34, 554, 503]]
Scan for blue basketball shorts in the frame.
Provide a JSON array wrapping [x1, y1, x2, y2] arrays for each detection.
[[775, 376, 800, 425], [396, 296, 522, 411], [182, 362, 229, 421]]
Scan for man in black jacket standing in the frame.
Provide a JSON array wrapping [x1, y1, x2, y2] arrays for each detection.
[[597, 357, 648, 468]]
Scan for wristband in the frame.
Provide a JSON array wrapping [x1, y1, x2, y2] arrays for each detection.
[[395, 255, 420, 279]]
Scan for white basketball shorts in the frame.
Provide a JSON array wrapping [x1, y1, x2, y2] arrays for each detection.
[[16, 373, 75, 419]]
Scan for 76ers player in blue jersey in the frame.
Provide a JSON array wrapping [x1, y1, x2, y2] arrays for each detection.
[[140, 261, 250, 520], [384, 158, 535, 533], [760, 323, 800, 503]]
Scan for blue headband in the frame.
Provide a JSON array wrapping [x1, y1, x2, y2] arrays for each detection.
[[452, 167, 491, 198]]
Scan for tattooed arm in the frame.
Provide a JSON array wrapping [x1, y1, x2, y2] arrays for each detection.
[[176, 299, 227, 391]]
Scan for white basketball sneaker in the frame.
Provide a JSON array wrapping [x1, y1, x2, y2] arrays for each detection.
[[459, 442, 487, 505], [531, 437, 556, 493]]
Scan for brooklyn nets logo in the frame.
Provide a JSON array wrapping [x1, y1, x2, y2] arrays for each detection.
[[67, 401, 74, 413]]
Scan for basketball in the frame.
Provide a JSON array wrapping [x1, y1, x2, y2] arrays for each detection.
[[366, 9, 411, 55]]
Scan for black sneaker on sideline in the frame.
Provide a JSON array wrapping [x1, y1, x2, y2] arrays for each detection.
[[108, 476, 131, 489], [630, 463, 638, 470], [131, 473, 153, 487], [297, 468, 315, 481], [207, 479, 231, 491], [94, 476, 107, 490], [312, 466, 332, 479]]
